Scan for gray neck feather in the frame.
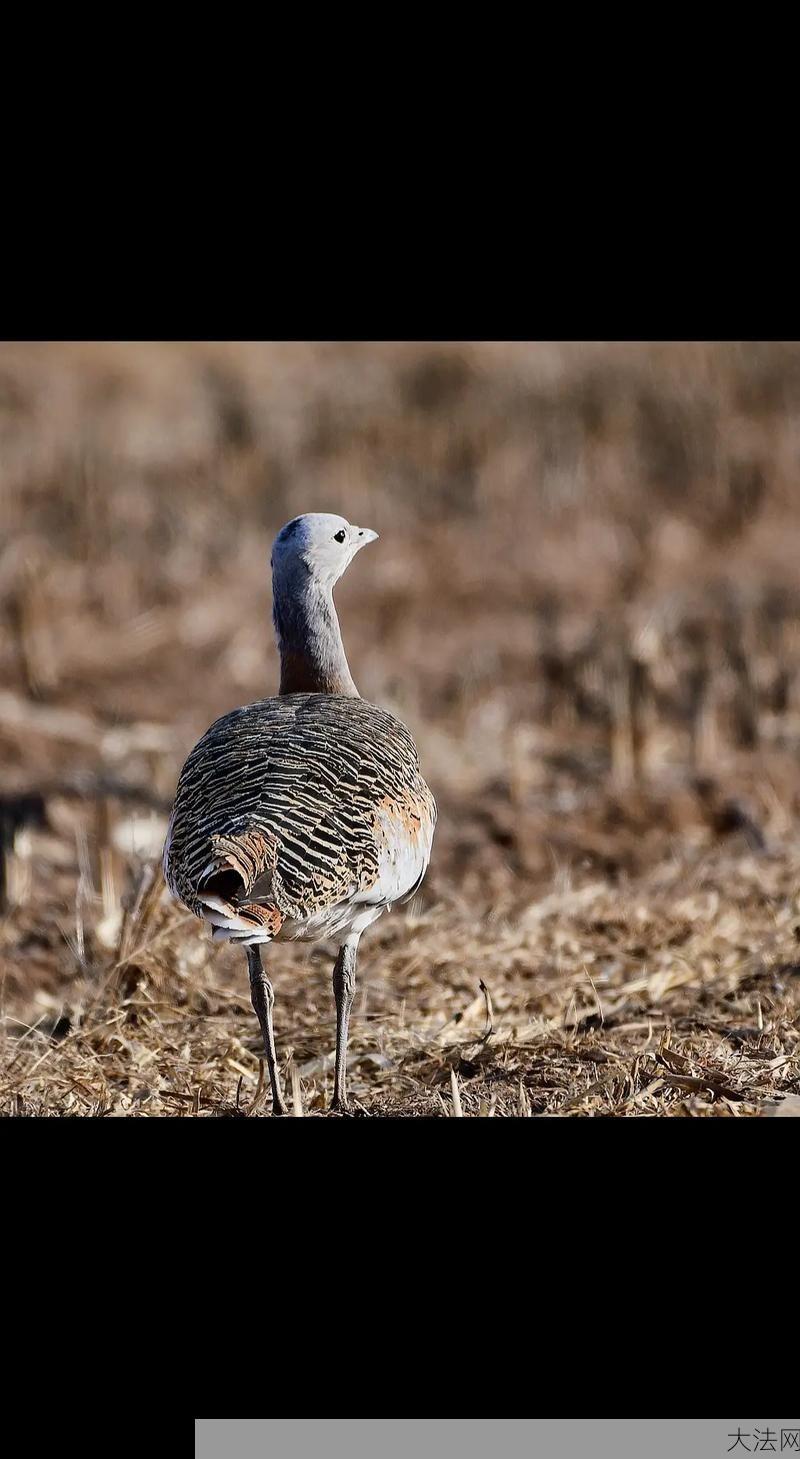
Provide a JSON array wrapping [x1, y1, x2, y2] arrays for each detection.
[[273, 564, 359, 697]]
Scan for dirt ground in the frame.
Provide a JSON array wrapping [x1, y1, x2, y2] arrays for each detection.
[[2, 340, 800, 1115]]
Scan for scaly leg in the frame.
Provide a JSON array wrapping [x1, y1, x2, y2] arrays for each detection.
[[331, 932, 360, 1113], [246, 945, 288, 1116]]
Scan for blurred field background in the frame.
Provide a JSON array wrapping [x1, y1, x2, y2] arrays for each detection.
[[2, 340, 800, 1116]]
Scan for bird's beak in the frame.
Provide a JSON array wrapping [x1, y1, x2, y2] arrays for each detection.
[[354, 527, 379, 548]]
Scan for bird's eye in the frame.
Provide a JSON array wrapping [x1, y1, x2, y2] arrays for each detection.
[[333, 529, 347, 543]]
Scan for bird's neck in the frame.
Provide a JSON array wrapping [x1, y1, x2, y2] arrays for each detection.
[[273, 570, 360, 697]]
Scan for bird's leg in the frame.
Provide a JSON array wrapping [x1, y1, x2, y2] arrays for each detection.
[[331, 932, 359, 1113], [246, 945, 288, 1116]]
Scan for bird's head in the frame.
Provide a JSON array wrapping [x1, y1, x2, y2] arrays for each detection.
[[271, 512, 379, 591]]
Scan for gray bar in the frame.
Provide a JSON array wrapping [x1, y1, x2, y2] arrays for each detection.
[[196, 1419, 800, 1459]]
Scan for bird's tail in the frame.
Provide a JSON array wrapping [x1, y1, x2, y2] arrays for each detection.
[[196, 828, 284, 944]]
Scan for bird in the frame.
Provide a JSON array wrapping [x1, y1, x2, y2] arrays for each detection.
[[162, 512, 436, 1114]]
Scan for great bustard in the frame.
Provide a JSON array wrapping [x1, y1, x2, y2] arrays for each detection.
[[162, 513, 436, 1114]]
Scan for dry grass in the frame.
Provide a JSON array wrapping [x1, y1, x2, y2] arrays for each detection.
[[2, 341, 800, 1116]]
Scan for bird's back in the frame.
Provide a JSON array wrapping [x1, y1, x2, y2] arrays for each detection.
[[163, 693, 436, 943]]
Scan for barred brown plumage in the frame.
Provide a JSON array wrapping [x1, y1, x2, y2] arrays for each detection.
[[162, 513, 436, 1114], [165, 693, 435, 938]]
